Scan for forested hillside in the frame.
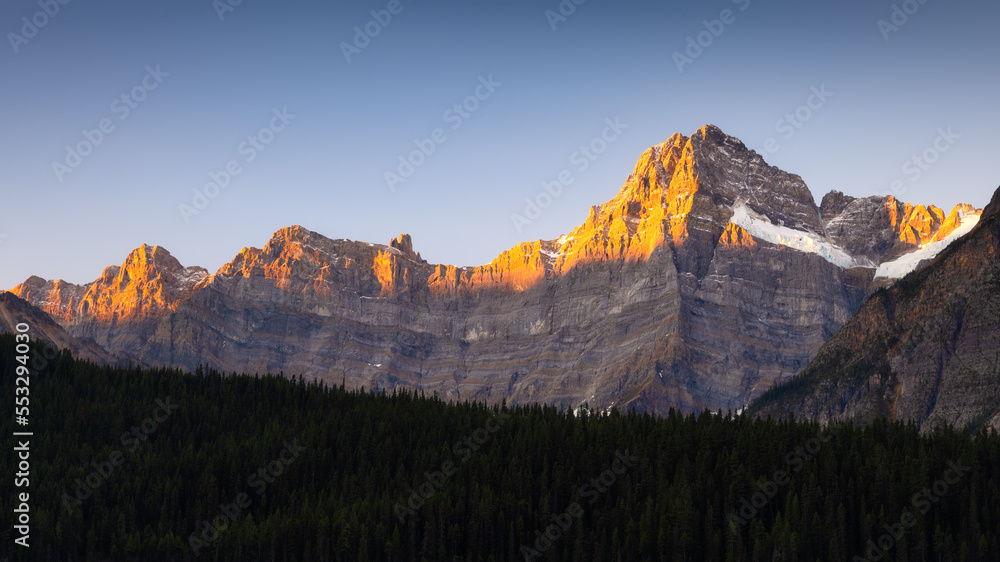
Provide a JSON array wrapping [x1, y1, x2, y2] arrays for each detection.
[[2, 333, 999, 561]]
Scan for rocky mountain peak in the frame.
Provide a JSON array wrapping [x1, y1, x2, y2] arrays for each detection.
[[0, 292, 117, 364], [120, 244, 186, 282], [821, 194, 982, 267], [98, 265, 122, 282], [23, 275, 46, 287], [751, 185, 1000, 431], [5, 125, 988, 419], [264, 225, 323, 253], [9, 275, 88, 324], [984, 186, 1000, 219], [9, 243, 208, 325], [819, 190, 856, 221], [929, 203, 979, 244], [10, 126, 982, 312], [389, 234, 422, 261]]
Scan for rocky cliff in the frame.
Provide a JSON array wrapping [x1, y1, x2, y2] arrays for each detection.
[[0, 292, 117, 365], [749, 186, 1000, 432], [7, 125, 984, 415], [821, 191, 977, 265]]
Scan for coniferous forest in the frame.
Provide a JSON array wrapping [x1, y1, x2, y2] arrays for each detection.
[[2, 333, 999, 562]]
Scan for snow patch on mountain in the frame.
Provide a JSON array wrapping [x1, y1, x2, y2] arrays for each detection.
[[729, 202, 860, 268], [874, 214, 981, 279]]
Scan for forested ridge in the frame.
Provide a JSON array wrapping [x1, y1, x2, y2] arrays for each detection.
[[2, 333, 999, 561]]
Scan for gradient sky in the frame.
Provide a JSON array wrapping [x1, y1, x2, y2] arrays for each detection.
[[2, 0, 998, 289]]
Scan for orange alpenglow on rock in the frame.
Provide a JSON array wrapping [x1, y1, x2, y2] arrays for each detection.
[[822, 192, 982, 265], [5, 124, 989, 419], [8, 124, 864, 319], [389, 233, 423, 262], [881, 196, 968, 247], [930, 203, 978, 244], [373, 249, 413, 297], [10, 244, 207, 323], [718, 223, 756, 248]]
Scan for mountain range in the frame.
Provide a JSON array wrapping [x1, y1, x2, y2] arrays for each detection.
[[751, 184, 1000, 431], [4, 124, 990, 419]]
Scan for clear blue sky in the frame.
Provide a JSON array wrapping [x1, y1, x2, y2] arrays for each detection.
[[2, 0, 998, 288]]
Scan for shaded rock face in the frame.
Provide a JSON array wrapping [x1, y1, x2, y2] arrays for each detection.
[[819, 190, 856, 221], [821, 192, 975, 265], [6, 125, 984, 415], [750, 186, 1000, 432], [0, 292, 117, 365]]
